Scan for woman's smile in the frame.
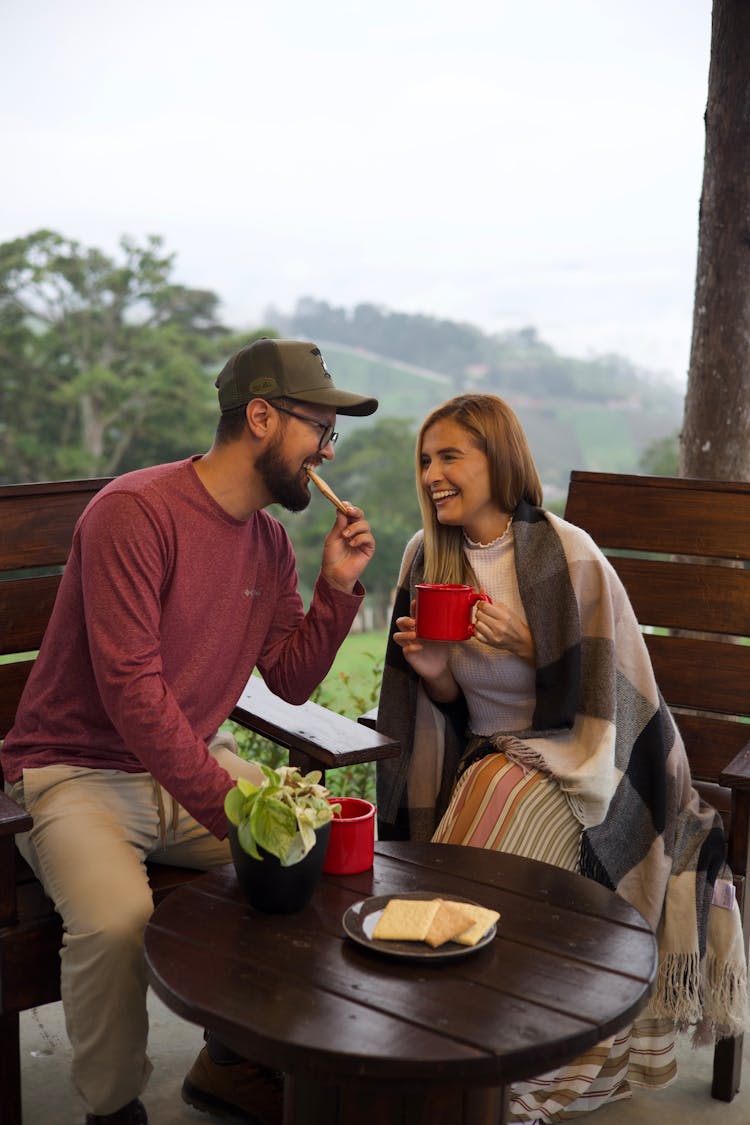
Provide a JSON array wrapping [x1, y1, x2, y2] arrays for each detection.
[[431, 487, 459, 505]]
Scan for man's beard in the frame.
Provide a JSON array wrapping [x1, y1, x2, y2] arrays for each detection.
[[256, 436, 311, 512]]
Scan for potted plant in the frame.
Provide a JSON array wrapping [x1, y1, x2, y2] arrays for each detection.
[[224, 764, 340, 912]]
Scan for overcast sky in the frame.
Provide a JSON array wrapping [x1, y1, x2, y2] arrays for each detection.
[[3, 0, 712, 385]]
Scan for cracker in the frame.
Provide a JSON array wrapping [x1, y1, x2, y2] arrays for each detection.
[[423, 899, 477, 948], [443, 901, 500, 945], [372, 898, 441, 941]]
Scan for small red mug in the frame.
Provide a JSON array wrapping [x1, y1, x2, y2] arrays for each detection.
[[323, 797, 376, 875], [415, 583, 492, 641]]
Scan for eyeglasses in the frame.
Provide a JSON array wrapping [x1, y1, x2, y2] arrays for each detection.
[[271, 403, 339, 451]]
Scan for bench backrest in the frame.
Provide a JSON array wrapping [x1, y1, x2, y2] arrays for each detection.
[[0, 479, 112, 754], [563, 471, 750, 794]]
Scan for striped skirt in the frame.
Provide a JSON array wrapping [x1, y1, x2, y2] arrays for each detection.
[[432, 753, 677, 1123]]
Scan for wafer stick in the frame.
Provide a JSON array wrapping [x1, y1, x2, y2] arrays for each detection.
[[306, 467, 350, 514]]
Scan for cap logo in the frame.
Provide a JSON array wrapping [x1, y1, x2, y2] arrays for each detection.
[[249, 376, 278, 396], [311, 347, 333, 381]]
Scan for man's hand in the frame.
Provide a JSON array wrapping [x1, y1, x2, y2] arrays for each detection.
[[320, 504, 375, 593]]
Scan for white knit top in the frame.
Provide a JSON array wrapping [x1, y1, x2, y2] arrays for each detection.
[[447, 529, 536, 736]]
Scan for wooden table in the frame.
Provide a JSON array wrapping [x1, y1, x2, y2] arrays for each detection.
[[145, 841, 657, 1125]]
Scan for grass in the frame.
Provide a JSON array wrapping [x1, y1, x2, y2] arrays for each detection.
[[315, 628, 388, 714]]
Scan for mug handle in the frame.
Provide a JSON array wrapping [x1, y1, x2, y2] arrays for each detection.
[[467, 591, 492, 636]]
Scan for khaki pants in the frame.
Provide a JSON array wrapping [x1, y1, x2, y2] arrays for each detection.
[[5, 735, 260, 1116]]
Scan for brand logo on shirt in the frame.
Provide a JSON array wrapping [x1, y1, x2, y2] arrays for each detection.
[[243, 588, 261, 598]]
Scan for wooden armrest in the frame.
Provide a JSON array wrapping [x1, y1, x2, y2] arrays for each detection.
[[358, 706, 378, 731], [0, 791, 33, 927], [230, 677, 399, 774], [717, 743, 750, 903], [720, 742, 750, 791], [0, 788, 33, 838]]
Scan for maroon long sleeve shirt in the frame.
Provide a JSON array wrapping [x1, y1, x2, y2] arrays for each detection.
[[2, 459, 363, 836]]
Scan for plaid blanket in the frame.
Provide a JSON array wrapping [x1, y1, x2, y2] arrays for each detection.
[[376, 501, 747, 1038]]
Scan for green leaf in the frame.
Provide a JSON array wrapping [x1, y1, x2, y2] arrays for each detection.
[[237, 819, 262, 861], [224, 786, 246, 826], [249, 795, 297, 863], [283, 833, 306, 866], [259, 762, 281, 785], [236, 776, 260, 798]]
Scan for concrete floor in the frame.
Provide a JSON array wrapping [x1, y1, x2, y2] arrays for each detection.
[[20, 993, 750, 1124]]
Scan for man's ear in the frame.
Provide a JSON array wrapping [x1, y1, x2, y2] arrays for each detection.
[[244, 399, 276, 442]]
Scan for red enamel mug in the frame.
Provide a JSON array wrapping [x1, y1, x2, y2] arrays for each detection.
[[323, 797, 376, 875], [415, 583, 492, 641]]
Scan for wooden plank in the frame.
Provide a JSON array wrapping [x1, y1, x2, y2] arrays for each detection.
[[0, 662, 33, 741], [0, 479, 109, 572], [610, 556, 750, 635], [565, 471, 750, 559], [288, 1074, 507, 1125], [677, 716, 750, 784], [231, 677, 400, 769], [158, 869, 653, 994], [0, 575, 61, 655], [0, 792, 33, 839], [147, 906, 625, 1084], [371, 842, 653, 931], [712, 1033, 744, 1101], [0, 839, 22, 928], [0, 880, 62, 1011], [644, 633, 750, 716], [721, 744, 750, 792], [147, 923, 493, 1077]]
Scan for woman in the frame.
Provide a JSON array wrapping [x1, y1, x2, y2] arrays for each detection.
[[376, 394, 745, 1123]]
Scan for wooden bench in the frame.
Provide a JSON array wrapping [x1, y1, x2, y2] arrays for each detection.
[[563, 470, 750, 1103], [0, 477, 399, 1125]]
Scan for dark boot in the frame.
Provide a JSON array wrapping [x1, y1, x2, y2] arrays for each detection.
[[85, 1098, 147, 1124], [182, 1042, 283, 1124]]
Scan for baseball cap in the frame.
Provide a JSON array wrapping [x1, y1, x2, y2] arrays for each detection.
[[215, 338, 378, 416]]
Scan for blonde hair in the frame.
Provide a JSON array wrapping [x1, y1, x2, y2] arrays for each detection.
[[416, 393, 543, 584]]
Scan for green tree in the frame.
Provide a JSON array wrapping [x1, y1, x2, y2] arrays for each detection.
[[0, 230, 236, 483], [681, 0, 750, 480], [639, 432, 680, 476]]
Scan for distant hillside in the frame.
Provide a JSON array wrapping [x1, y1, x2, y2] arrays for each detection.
[[272, 299, 684, 494]]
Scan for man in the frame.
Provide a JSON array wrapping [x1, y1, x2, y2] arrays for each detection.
[[1, 338, 377, 1125]]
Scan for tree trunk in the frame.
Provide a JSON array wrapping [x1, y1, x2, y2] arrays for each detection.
[[680, 0, 750, 481]]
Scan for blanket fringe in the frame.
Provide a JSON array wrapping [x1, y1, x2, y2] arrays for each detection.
[[646, 952, 703, 1027], [701, 953, 749, 1040], [491, 733, 554, 776], [645, 952, 748, 1042], [495, 733, 589, 825]]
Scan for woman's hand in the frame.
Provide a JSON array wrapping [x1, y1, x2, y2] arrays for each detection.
[[393, 609, 459, 701], [473, 598, 535, 663]]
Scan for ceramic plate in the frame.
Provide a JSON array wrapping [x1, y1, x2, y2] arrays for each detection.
[[342, 891, 497, 962]]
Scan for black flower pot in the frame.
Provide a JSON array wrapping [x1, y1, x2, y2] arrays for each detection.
[[228, 822, 331, 913]]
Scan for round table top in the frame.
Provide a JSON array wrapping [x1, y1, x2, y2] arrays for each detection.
[[145, 840, 656, 1088]]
